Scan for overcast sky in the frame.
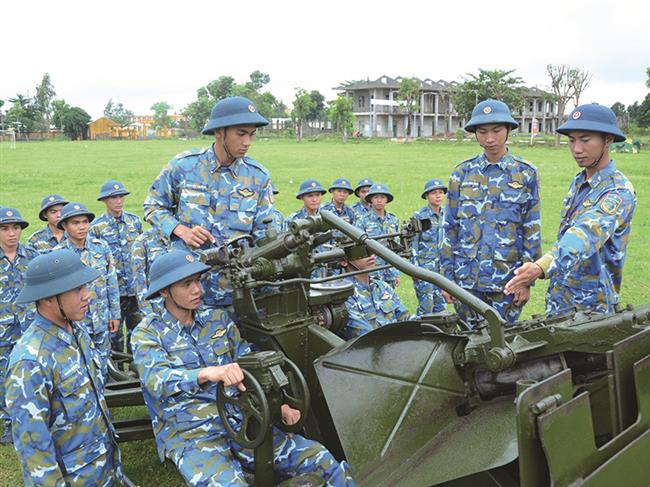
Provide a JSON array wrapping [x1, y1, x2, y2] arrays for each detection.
[[2, 0, 648, 119]]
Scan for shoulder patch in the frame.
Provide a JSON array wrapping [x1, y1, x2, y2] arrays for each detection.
[[174, 148, 207, 160], [242, 157, 270, 175], [513, 155, 539, 172], [454, 155, 479, 171], [599, 193, 624, 216]]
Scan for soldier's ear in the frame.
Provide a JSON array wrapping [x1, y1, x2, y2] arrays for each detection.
[[159, 289, 169, 299]]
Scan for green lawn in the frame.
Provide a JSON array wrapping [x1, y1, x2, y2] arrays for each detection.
[[0, 137, 648, 486]]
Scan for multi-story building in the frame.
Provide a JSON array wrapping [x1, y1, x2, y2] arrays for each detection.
[[336, 75, 560, 138]]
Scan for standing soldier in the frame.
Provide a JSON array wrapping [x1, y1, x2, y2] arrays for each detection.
[[322, 178, 356, 227], [131, 250, 355, 486], [351, 177, 373, 221], [143, 96, 273, 311], [27, 194, 68, 253], [339, 254, 414, 340], [55, 203, 121, 377], [411, 179, 447, 316], [357, 183, 401, 286], [505, 103, 636, 316], [5, 249, 127, 486], [131, 225, 170, 317], [285, 178, 326, 225], [90, 180, 143, 352], [441, 99, 541, 326], [0, 207, 39, 445], [269, 183, 285, 232]]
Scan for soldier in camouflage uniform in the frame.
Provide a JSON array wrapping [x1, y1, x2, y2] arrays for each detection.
[[269, 183, 285, 232], [0, 207, 39, 444], [90, 180, 143, 352], [339, 254, 414, 340], [351, 177, 373, 220], [131, 250, 356, 486], [5, 249, 126, 486], [411, 179, 447, 316], [131, 225, 170, 317], [144, 97, 273, 311], [356, 183, 401, 286], [505, 103, 637, 316], [285, 178, 326, 226], [322, 178, 356, 227], [441, 100, 541, 326], [27, 194, 68, 253], [55, 203, 121, 378]]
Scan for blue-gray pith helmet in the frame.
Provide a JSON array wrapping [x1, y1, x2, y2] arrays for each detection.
[[39, 194, 69, 221], [557, 103, 626, 143], [201, 96, 270, 135], [421, 179, 447, 199], [145, 250, 211, 300], [365, 183, 394, 203], [57, 202, 95, 230], [16, 249, 100, 303], [0, 207, 29, 229], [464, 99, 519, 132], [329, 178, 353, 194], [98, 180, 129, 201], [354, 177, 373, 197], [296, 179, 326, 199]]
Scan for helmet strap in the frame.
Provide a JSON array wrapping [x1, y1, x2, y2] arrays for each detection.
[[167, 287, 195, 315], [55, 295, 73, 328], [586, 135, 610, 170], [220, 127, 237, 164]]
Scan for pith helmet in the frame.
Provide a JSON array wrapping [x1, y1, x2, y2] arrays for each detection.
[[201, 96, 270, 135], [145, 250, 211, 300], [98, 180, 130, 201], [464, 99, 519, 132], [421, 179, 448, 199], [365, 183, 394, 203], [16, 249, 100, 303], [329, 178, 353, 193], [57, 202, 95, 230], [296, 179, 326, 199], [557, 103, 626, 143], [354, 177, 373, 197], [39, 194, 69, 221], [0, 207, 29, 229]]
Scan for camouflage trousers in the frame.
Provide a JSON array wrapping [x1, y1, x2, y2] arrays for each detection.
[[453, 289, 522, 327], [545, 279, 614, 317], [413, 279, 446, 316], [0, 344, 14, 423], [170, 427, 355, 486]]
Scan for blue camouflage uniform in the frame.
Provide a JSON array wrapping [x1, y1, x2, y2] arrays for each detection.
[[27, 226, 66, 254], [536, 161, 636, 316], [5, 313, 122, 486], [341, 277, 414, 340], [357, 211, 401, 285], [284, 207, 319, 230], [143, 146, 273, 308], [131, 306, 355, 486], [285, 207, 329, 278], [131, 227, 170, 317], [322, 201, 356, 229], [350, 201, 371, 221], [0, 243, 38, 427], [411, 205, 446, 315], [270, 208, 285, 233], [441, 152, 542, 324], [54, 238, 121, 376]]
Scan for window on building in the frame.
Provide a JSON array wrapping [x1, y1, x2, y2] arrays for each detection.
[[528, 101, 534, 112], [537, 100, 543, 112], [359, 95, 365, 108]]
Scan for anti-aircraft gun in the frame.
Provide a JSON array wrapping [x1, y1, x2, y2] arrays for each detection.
[[106, 210, 650, 486]]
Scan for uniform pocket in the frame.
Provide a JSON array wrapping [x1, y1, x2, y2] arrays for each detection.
[[60, 434, 109, 475], [58, 372, 92, 421], [179, 189, 211, 227]]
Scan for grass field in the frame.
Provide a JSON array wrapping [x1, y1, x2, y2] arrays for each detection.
[[0, 137, 648, 486]]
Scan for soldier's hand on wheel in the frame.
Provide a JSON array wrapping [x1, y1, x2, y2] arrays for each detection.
[[199, 363, 246, 391], [504, 263, 543, 296], [173, 224, 215, 248], [442, 290, 456, 304], [109, 320, 120, 333], [281, 404, 301, 426]]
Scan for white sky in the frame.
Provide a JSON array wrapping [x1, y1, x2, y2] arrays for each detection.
[[2, 0, 649, 119]]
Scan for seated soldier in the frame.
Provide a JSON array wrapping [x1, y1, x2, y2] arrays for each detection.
[[131, 250, 355, 486], [339, 254, 414, 340]]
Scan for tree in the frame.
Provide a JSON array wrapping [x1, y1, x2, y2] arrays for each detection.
[[151, 102, 172, 130], [0, 99, 5, 130], [547, 65, 590, 146], [636, 93, 650, 128], [34, 73, 56, 130], [291, 88, 316, 141], [398, 77, 421, 138], [61, 106, 91, 140], [646, 66, 650, 89], [307, 90, 326, 122], [5, 94, 39, 135], [248, 70, 271, 91], [328, 95, 355, 142], [453, 69, 525, 122], [51, 99, 71, 129], [104, 99, 135, 126], [611, 102, 628, 131], [183, 96, 213, 132]]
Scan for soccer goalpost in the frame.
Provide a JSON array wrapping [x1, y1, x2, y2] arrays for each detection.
[[0, 129, 16, 149]]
